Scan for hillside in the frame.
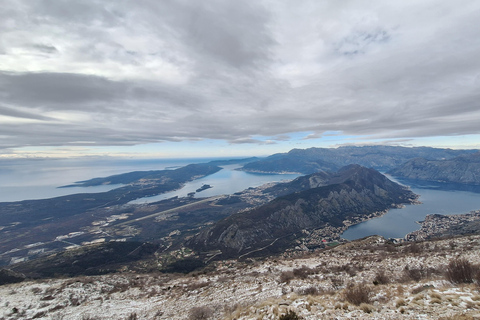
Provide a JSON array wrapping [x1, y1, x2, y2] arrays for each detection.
[[1, 235, 480, 319], [190, 165, 417, 258], [388, 152, 480, 185], [240, 146, 478, 174], [0, 164, 222, 266]]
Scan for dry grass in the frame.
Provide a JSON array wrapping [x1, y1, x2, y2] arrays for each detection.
[[395, 298, 407, 308], [359, 303, 375, 313], [343, 283, 372, 306]]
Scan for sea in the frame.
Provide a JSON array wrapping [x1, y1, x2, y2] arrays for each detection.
[[0, 157, 213, 202], [341, 177, 480, 240], [1, 157, 480, 240]]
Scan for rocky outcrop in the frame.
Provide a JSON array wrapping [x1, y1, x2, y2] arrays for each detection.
[[190, 165, 417, 257], [388, 152, 480, 185]]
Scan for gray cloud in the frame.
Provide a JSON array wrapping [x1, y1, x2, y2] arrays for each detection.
[[1, 0, 480, 151], [0, 104, 54, 121], [31, 44, 58, 54]]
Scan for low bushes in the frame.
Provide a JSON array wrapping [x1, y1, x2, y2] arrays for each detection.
[[445, 258, 476, 284], [343, 283, 372, 306]]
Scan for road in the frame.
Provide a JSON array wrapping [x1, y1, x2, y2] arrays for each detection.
[[114, 196, 224, 226]]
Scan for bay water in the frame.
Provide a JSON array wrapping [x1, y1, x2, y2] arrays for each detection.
[[2, 158, 479, 240], [341, 176, 480, 240]]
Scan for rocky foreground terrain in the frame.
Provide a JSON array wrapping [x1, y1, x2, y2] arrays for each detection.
[[1, 235, 480, 319]]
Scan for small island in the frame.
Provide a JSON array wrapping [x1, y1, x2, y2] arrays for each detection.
[[196, 184, 212, 193]]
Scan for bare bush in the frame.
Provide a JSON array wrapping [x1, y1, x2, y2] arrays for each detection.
[[373, 271, 389, 285], [330, 263, 358, 277], [279, 271, 295, 283], [405, 242, 422, 254], [343, 283, 372, 306], [475, 268, 480, 285], [402, 265, 440, 282], [278, 310, 302, 320], [446, 258, 475, 284], [403, 266, 424, 282], [126, 313, 138, 320], [189, 306, 213, 320], [292, 266, 315, 279], [297, 286, 320, 296], [330, 277, 343, 290]]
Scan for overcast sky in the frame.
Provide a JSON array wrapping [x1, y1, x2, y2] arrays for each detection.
[[1, 0, 480, 158]]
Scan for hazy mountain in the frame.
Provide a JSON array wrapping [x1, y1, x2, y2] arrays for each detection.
[[61, 163, 222, 187], [240, 146, 478, 174], [190, 165, 417, 257], [388, 152, 480, 185]]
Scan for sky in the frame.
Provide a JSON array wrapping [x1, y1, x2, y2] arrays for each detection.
[[1, 0, 480, 159]]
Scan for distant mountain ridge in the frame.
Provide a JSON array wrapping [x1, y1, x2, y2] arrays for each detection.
[[60, 163, 222, 187], [189, 165, 417, 258], [388, 152, 480, 185], [240, 146, 478, 174]]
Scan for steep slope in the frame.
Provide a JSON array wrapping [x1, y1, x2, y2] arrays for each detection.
[[2, 235, 480, 320], [240, 146, 478, 174], [190, 165, 416, 257], [388, 152, 480, 185]]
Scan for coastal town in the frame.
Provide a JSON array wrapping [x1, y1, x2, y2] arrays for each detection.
[[406, 210, 480, 241]]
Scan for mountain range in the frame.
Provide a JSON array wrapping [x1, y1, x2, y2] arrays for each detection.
[[190, 165, 417, 258], [388, 152, 480, 185], [240, 146, 478, 174]]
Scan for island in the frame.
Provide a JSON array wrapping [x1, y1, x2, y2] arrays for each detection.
[[196, 184, 212, 193]]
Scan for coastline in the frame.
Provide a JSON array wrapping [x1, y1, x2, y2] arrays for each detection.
[[405, 209, 480, 241]]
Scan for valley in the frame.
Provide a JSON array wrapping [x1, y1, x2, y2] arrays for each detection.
[[1, 146, 479, 288]]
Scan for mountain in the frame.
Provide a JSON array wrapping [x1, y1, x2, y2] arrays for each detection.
[[60, 163, 222, 187], [2, 234, 480, 319], [189, 165, 417, 258], [240, 146, 478, 174], [388, 152, 480, 185]]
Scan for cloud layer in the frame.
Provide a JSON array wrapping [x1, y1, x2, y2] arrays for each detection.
[[1, 0, 480, 150]]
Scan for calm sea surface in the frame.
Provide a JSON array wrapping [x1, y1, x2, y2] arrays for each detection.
[[341, 176, 480, 240], [129, 165, 300, 204], [0, 157, 219, 202]]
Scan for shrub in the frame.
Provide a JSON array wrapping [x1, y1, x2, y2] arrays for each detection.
[[279, 271, 295, 283], [189, 306, 213, 320], [297, 286, 319, 296], [475, 268, 480, 285], [406, 242, 422, 254], [445, 258, 475, 284], [126, 313, 138, 320], [330, 277, 343, 290], [373, 271, 389, 285], [278, 310, 301, 320], [402, 265, 440, 282], [343, 283, 372, 306], [292, 266, 315, 279]]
